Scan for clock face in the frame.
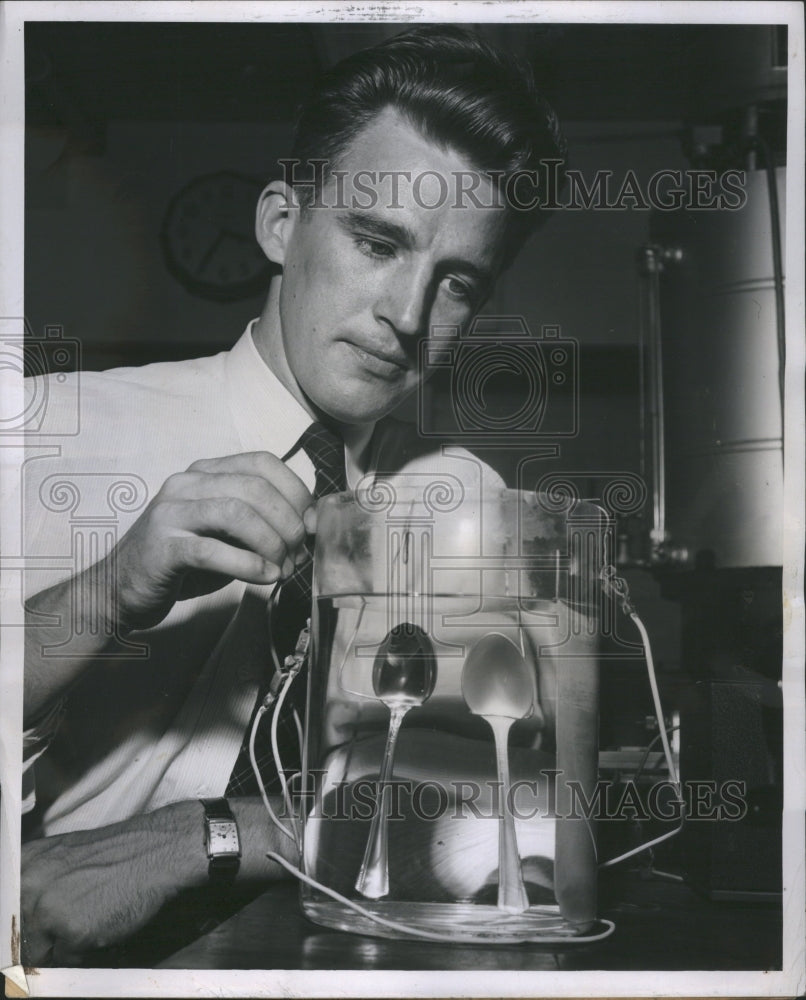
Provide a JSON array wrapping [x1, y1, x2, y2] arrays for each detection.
[[160, 171, 274, 301], [208, 820, 240, 857]]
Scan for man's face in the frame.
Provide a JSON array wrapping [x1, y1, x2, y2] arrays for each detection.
[[278, 108, 508, 426]]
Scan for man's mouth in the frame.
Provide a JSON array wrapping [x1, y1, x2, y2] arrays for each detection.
[[347, 342, 409, 379]]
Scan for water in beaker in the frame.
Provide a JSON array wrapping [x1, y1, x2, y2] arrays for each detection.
[[300, 487, 605, 943]]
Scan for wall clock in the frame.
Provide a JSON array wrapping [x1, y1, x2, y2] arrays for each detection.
[[160, 171, 273, 301]]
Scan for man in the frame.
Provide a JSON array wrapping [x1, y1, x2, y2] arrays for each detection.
[[20, 25, 565, 963]]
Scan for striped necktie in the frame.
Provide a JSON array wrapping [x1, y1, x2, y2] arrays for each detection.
[[273, 422, 347, 636], [226, 421, 346, 796]]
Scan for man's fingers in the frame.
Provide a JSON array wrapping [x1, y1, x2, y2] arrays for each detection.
[[169, 534, 283, 584], [21, 873, 54, 966], [158, 496, 298, 571], [24, 900, 92, 967], [50, 941, 86, 968], [186, 452, 314, 515], [303, 504, 318, 534], [160, 473, 308, 556], [108, 450, 319, 628], [21, 925, 53, 967]]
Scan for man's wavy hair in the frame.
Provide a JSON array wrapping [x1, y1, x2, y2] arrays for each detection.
[[291, 26, 567, 266]]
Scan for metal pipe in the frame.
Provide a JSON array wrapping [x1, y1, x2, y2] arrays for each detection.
[[637, 244, 682, 562]]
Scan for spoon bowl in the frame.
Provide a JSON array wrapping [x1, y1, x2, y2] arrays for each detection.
[[372, 623, 437, 705], [461, 631, 536, 913], [461, 632, 536, 721]]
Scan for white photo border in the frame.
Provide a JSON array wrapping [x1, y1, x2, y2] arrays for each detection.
[[1, 2, 803, 997]]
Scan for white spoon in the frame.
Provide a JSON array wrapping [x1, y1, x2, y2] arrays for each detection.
[[461, 631, 536, 913]]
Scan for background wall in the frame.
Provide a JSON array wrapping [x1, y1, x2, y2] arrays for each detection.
[[26, 120, 291, 366]]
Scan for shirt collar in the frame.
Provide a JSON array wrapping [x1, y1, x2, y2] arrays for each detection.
[[224, 321, 312, 459], [224, 322, 376, 487]]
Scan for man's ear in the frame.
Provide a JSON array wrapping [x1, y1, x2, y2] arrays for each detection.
[[255, 180, 298, 265]]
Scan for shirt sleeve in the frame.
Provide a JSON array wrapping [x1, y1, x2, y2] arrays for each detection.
[[22, 699, 66, 813]]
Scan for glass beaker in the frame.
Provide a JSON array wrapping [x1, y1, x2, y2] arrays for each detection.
[[299, 482, 608, 943]]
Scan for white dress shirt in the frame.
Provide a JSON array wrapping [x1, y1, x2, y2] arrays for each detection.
[[23, 324, 501, 836]]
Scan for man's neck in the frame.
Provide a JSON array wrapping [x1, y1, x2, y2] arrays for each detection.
[[251, 281, 310, 416]]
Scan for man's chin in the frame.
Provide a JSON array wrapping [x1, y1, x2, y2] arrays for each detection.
[[316, 392, 412, 428], [308, 376, 417, 427]]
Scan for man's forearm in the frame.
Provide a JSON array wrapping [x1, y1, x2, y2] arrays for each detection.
[[226, 798, 300, 882], [24, 560, 124, 726], [21, 796, 299, 964]]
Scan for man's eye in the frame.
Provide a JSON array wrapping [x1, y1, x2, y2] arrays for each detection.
[[355, 237, 395, 259], [443, 276, 474, 302]]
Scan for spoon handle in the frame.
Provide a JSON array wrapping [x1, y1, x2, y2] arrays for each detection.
[[487, 714, 530, 913], [355, 702, 409, 899]]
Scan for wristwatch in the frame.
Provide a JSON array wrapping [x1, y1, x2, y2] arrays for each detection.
[[201, 797, 241, 883]]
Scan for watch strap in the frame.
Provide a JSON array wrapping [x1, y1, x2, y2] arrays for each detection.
[[201, 796, 235, 822], [201, 797, 241, 884]]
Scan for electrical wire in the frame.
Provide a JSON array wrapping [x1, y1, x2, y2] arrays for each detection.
[[270, 665, 303, 846], [598, 816, 685, 870], [244, 581, 301, 844], [248, 703, 296, 844], [648, 868, 684, 883], [632, 724, 680, 784], [631, 612, 680, 788], [265, 850, 616, 946], [267, 584, 284, 679], [292, 708, 304, 754], [598, 595, 686, 869]]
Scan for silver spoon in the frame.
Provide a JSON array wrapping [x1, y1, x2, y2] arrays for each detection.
[[461, 631, 535, 913], [354, 622, 437, 899]]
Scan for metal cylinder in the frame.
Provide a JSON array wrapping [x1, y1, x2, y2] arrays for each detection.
[[646, 167, 785, 568]]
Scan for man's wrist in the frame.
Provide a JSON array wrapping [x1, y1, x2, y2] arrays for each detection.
[[23, 566, 131, 725], [147, 800, 211, 890], [65, 558, 132, 638], [228, 797, 300, 881], [150, 798, 299, 891]]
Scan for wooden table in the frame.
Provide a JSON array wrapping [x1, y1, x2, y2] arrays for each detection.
[[157, 875, 782, 971]]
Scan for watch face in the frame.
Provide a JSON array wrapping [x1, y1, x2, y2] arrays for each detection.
[[161, 171, 273, 302], [207, 819, 241, 858]]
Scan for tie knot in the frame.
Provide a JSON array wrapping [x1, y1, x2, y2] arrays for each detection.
[[299, 422, 346, 498]]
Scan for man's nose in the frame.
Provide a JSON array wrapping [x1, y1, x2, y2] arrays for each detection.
[[374, 264, 432, 339]]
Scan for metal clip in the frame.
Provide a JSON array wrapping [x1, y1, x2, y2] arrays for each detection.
[[282, 620, 311, 675], [601, 564, 636, 616], [266, 621, 310, 703]]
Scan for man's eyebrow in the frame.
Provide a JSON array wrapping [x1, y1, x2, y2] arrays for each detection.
[[339, 210, 416, 250], [339, 210, 496, 287]]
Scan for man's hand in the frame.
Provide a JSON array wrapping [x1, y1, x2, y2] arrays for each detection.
[[24, 451, 314, 722], [21, 802, 202, 965], [112, 452, 314, 631], [21, 798, 297, 966]]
